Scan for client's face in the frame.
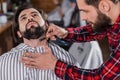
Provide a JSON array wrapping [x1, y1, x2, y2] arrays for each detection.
[[18, 8, 46, 40]]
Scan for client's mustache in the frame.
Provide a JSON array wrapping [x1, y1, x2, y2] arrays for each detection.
[[26, 20, 39, 29]]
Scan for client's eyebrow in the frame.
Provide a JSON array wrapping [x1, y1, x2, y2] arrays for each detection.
[[20, 11, 39, 19], [19, 14, 26, 19], [31, 11, 39, 14]]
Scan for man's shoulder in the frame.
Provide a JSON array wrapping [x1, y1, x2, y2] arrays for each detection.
[[0, 44, 23, 60], [0, 49, 17, 59]]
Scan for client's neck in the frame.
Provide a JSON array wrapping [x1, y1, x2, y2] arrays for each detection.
[[24, 38, 47, 48]]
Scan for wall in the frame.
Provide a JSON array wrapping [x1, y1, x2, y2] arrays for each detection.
[[0, 21, 13, 55]]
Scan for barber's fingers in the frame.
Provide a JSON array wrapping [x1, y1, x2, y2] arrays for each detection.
[[21, 56, 36, 65], [46, 24, 68, 39], [25, 64, 38, 69], [46, 24, 58, 39], [46, 24, 55, 34], [20, 45, 56, 69], [23, 52, 40, 58], [21, 59, 37, 69]]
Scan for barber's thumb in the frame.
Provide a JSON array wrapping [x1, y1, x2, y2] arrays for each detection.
[[23, 52, 38, 58], [46, 33, 56, 40], [50, 36, 56, 40]]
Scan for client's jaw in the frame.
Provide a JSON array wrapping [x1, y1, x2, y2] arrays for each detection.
[[39, 34, 46, 41]]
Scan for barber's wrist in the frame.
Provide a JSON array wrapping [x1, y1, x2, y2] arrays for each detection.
[[62, 28, 68, 38], [55, 60, 67, 78], [51, 57, 58, 70]]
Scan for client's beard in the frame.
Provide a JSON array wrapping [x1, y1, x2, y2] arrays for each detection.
[[93, 11, 112, 33], [22, 26, 45, 40]]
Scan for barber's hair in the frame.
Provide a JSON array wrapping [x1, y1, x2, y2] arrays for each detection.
[[84, 0, 119, 8], [12, 3, 48, 45]]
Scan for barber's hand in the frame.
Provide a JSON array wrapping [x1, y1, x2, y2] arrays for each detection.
[[46, 24, 68, 40], [20, 45, 57, 70]]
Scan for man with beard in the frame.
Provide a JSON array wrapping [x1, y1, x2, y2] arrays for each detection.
[[0, 4, 80, 80], [21, 0, 120, 80]]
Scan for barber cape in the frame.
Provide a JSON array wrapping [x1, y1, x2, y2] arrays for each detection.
[[0, 42, 80, 80]]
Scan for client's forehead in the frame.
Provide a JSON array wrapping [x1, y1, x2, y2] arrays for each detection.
[[19, 8, 40, 18]]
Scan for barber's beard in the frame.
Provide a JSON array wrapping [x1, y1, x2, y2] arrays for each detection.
[[92, 12, 112, 33], [22, 26, 45, 40]]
